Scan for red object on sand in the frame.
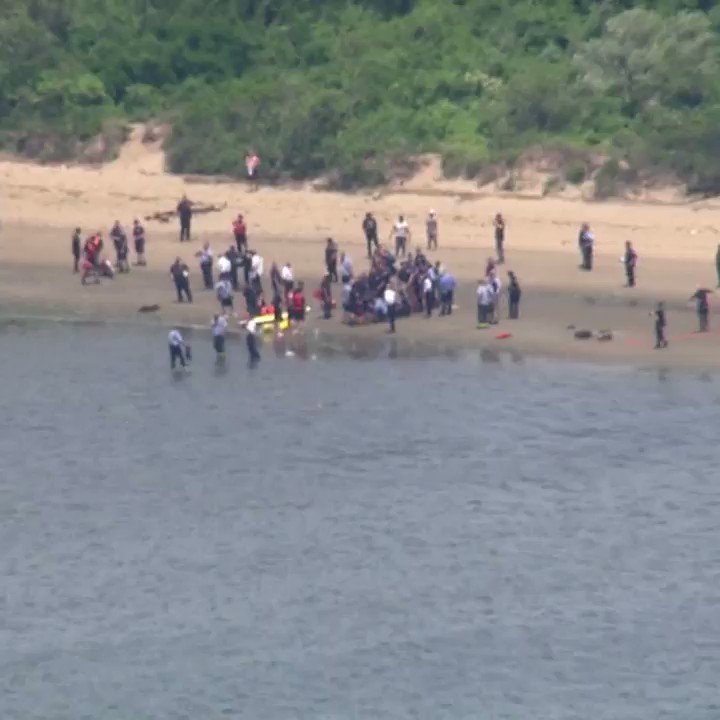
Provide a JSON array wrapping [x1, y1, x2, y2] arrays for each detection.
[[496, 332, 512, 340]]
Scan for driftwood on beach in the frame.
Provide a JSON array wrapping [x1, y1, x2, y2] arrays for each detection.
[[144, 201, 227, 223]]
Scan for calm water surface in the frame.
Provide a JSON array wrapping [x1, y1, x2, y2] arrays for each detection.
[[1, 323, 719, 720]]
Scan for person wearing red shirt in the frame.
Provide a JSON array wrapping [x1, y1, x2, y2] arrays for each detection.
[[232, 214, 247, 252]]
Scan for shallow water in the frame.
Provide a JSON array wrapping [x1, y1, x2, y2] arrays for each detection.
[[1, 323, 719, 720]]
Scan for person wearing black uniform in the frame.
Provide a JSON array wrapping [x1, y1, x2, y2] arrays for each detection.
[[494, 213, 506, 264], [578, 223, 594, 271], [110, 221, 129, 273], [507, 271, 522, 319], [226, 245, 240, 290], [691, 288, 712, 332], [362, 212, 379, 258], [177, 195, 192, 242], [653, 302, 668, 349], [133, 219, 146, 266], [71, 228, 82, 273], [170, 257, 192, 303], [325, 238, 339, 282], [624, 241, 637, 287]]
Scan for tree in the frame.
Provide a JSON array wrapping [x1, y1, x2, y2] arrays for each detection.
[[573, 9, 719, 116]]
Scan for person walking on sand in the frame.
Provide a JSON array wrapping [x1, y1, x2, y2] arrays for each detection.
[[211, 314, 228, 361], [340, 252, 353, 283], [363, 212, 379, 258], [390, 215, 410, 258], [132, 219, 147, 266], [168, 328, 188, 370], [233, 214, 247, 253], [494, 213, 506, 264], [578, 223, 594, 271], [325, 237, 339, 282], [477, 281, 492, 328], [653, 302, 668, 349], [195, 241, 214, 289], [72, 227, 82, 273], [177, 195, 192, 242], [690, 287, 713, 332], [384, 282, 397, 333], [426, 210, 438, 251], [623, 241, 638, 288], [170, 257, 192, 303], [507, 271, 522, 319], [246, 317, 260, 366]]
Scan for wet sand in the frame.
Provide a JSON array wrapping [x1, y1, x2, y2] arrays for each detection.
[[1, 219, 720, 369], [1, 128, 720, 367]]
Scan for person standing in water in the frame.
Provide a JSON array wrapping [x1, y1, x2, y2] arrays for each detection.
[[494, 213, 506, 264], [507, 271, 521, 319], [320, 274, 333, 319], [426, 210, 438, 251], [653, 302, 668, 349], [168, 328, 187, 369], [177, 195, 192, 242], [691, 287, 713, 332], [325, 238, 339, 282], [246, 317, 260, 366], [623, 241, 638, 287], [211, 314, 228, 361], [72, 227, 82, 273]]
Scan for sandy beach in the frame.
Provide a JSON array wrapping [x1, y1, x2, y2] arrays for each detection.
[[2, 129, 720, 368]]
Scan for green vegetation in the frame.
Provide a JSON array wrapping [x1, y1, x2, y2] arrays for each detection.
[[4, 0, 720, 192]]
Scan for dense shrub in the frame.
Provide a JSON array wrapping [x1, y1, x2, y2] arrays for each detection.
[[3, 1, 720, 192]]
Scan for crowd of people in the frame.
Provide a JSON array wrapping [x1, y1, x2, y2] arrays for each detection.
[[72, 194, 720, 364]]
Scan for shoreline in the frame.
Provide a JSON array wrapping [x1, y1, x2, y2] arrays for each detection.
[[2, 256, 719, 370]]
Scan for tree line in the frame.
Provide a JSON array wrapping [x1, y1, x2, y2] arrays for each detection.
[[3, 0, 720, 192]]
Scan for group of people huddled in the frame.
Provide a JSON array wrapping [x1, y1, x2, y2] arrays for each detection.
[[72, 219, 147, 285], [169, 213, 309, 329]]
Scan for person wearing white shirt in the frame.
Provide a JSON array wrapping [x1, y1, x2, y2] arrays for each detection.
[[389, 215, 411, 258], [217, 254, 231, 278], [251, 252, 264, 277], [489, 274, 502, 324], [211, 314, 228, 358], [280, 263, 294, 291], [245, 317, 261, 366], [167, 328, 187, 369], [477, 282, 492, 327], [384, 284, 397, 333], [422, 274, 434, 317]]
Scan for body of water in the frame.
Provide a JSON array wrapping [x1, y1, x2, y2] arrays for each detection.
[[1, 323, 719, 720]]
